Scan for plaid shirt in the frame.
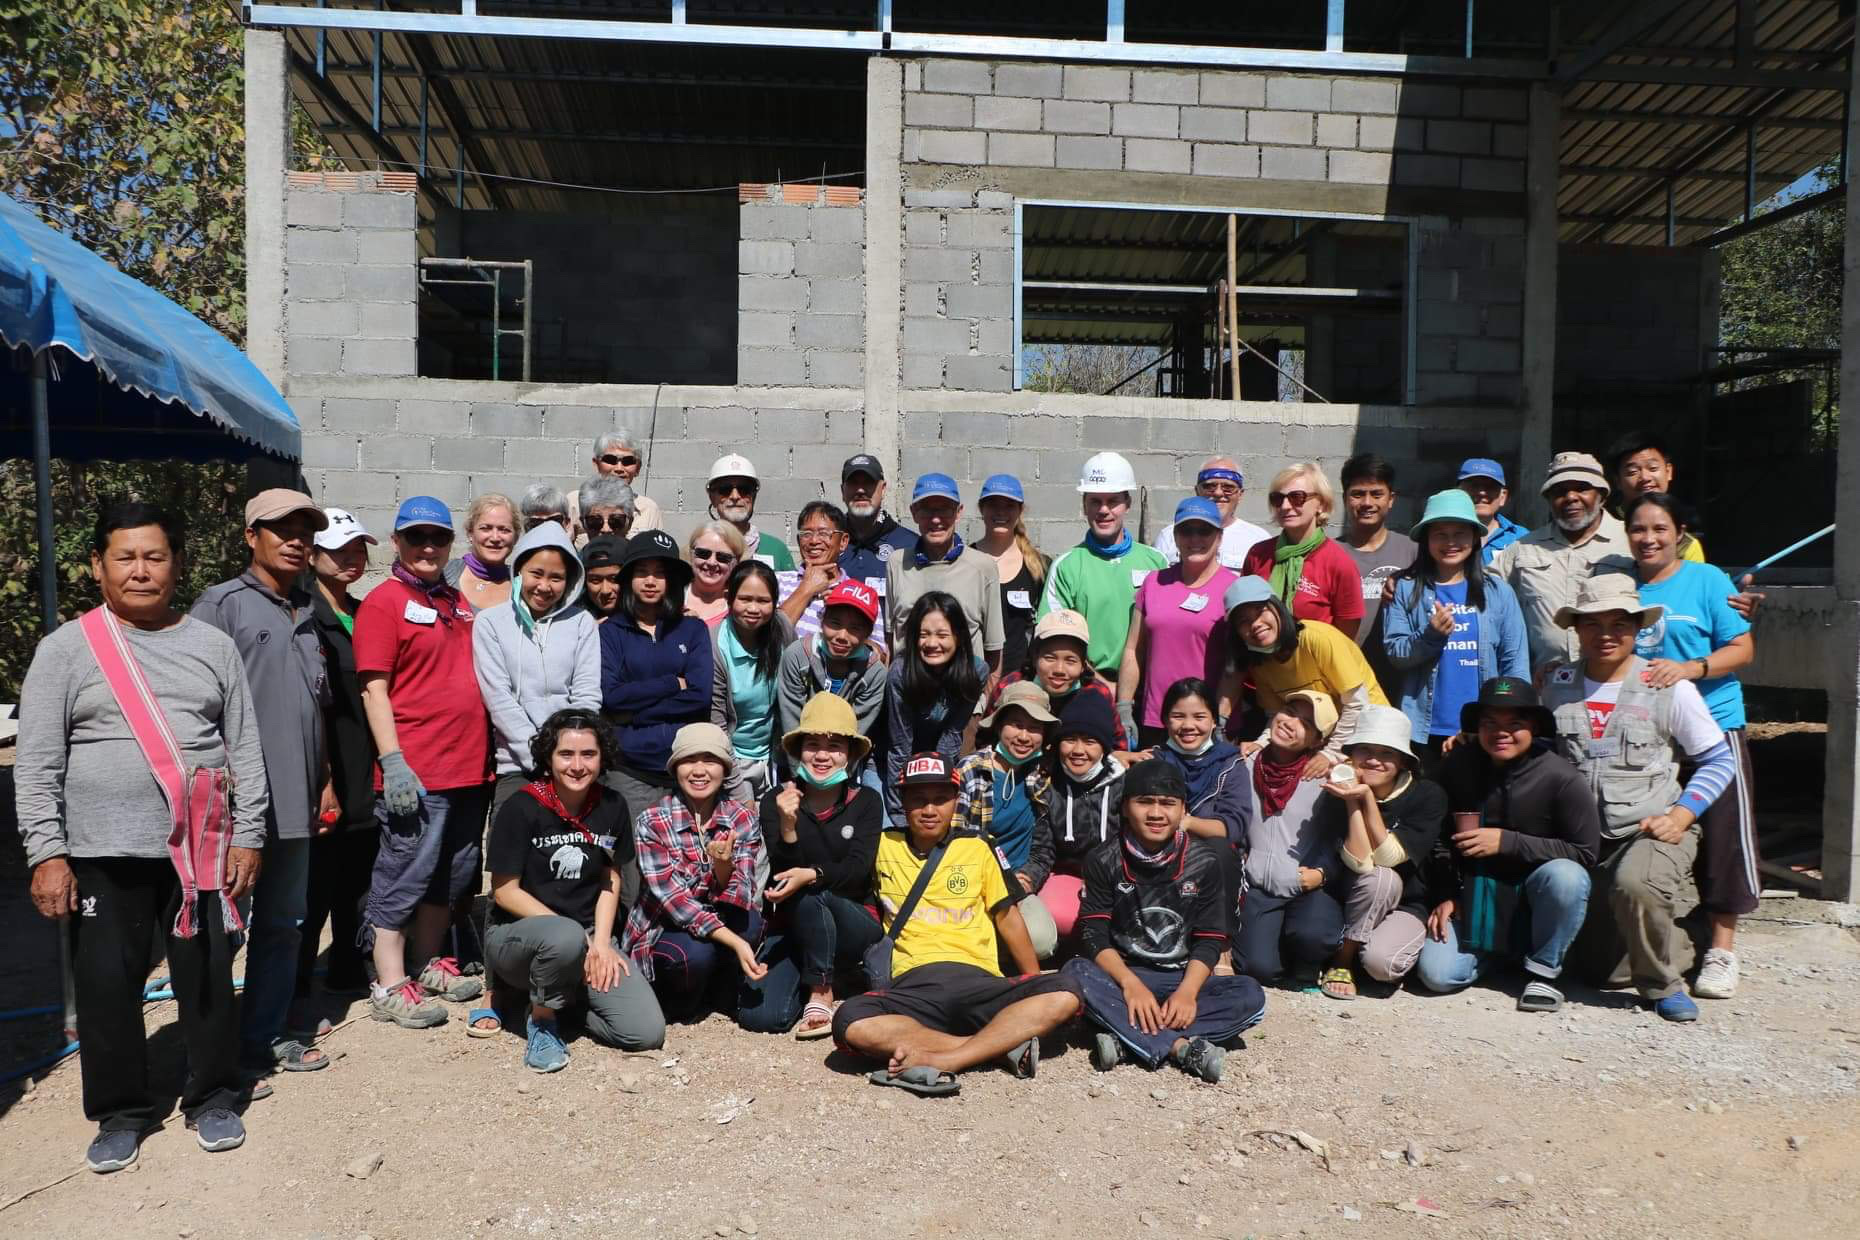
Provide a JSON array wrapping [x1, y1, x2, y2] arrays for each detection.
[[989, 671, 1130, 750], [622, 794, 762, 976], [951, 751, 1049, 849]]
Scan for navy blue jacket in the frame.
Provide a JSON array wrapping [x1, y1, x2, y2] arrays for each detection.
[[599, 611, 713, 774], [839, 512, 919, 593]]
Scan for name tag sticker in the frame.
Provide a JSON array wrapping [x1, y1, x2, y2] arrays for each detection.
[[403, 600, 438, 625], [1363, 581, 1382, 600], [1180, 592, 1209, 613], [1130, 569, 1149, 588], [866, 576, 887, 597], [1588, 737, 1622, 759], [1006, 589, 1032, 610]]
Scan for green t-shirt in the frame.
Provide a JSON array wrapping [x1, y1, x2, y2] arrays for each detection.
[[1036, 538, 1168, 671], [753, 529, 795, 571]]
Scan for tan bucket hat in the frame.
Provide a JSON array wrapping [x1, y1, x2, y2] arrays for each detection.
[[980, 680, 1056, 729], [1553, 574, 1663, 630], [780, 692, 872, 765], [665, 722, 735, 773]]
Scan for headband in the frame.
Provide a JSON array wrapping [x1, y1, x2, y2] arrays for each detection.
[[1198, 467, 1243, 488]]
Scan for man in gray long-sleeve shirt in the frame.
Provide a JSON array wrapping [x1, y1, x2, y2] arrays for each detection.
[[189, 489, 332, 1075]]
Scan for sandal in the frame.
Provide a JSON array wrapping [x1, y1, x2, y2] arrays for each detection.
[[1005, 1037, 1039, 1079], [794, 1001, 836, 1041], [466, 1008, 503, 1038], [867, 1065, 959, 1096], [1518, 980, 1564, 1012], [255, 1038, 328, 1073], [1319, 966, 1358, 1001]]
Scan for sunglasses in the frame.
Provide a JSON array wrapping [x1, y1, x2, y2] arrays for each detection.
[[399, 526, 453, 547], [1268, 490, 1315, 509], [690, 546, 737, 564], [1199, 483, 1241, 499], [598, 453, 639, 469], [710, 480, 757, 498], [583, 513, 629, 534]]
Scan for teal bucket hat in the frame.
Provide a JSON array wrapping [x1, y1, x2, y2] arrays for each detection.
[[1409, 488, 1484, 541]]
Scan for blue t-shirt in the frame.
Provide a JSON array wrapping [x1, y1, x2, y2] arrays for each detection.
[[1428, 579, 1482, 738], [720, 623, 778, 764], [1634, 562, 1750, 730]]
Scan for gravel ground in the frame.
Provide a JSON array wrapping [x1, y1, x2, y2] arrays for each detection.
[[0, 905, 1856, 1239]]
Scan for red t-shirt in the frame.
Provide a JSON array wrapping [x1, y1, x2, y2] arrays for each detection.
[[1241, 535, 1365, 628], [352, 578, 491, 792]]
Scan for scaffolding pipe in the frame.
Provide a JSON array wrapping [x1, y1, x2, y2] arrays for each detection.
[[1225, 214, 1240, 400]]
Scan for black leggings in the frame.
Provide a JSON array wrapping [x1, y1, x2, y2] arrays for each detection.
[[1235, 883, 1344, 982]]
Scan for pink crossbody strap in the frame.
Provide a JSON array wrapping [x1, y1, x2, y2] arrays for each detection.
[[77, 607, 244, 939]]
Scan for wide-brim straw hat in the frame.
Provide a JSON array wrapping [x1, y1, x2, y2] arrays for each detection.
[[1552, 573, 1664, 630], [780, 692, 873, 765]]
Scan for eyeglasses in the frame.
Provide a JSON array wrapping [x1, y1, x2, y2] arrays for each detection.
[[1268, 490, 1314, 509], [583, 513, 629, 534], [598, 454, 639, 469], [690, 546, 737, 564], [1200, 483, 1241, 499], [710, 479, 757, 498], [796, 527, 840, 543], [525, 514, 569, 530]]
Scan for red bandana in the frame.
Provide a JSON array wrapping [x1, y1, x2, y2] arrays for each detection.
[[523, 779, 605, 845], [1252, 749, 1312, 818]]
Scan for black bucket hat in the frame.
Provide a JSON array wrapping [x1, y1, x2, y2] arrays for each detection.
[[1458, 676, 1555, 737], [619, 529, 692, 588]]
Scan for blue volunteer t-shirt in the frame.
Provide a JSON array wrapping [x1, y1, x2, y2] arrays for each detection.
[[1428, 579, 1482, 738], [1634, 562, 1751, 730]]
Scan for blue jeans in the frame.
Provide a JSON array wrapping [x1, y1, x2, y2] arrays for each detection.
[[1415, 858, 1591, 991], [1063, 958, 1266, 1069], [648, 904, 762, 1022], [736, 890, 882, 1033], [240, 836, 310, 1060]]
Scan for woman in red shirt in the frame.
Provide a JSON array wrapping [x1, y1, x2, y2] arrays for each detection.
[[1242, 463, 1364, 640]]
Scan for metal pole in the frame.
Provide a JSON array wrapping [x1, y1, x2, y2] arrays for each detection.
[[316, 0, 327, 76], [1226, 214, 1241, 400], [1214, 279, 1228, 399], [521, 259, 533, 382], [1665, 179, 1676, 245], [419, 77, 429, 179], [1745, 124, 1757, 220], [30, 350, 56, 635], [491, 267, 501, 381], [1464, 0, 1475, 58], [1325, 0, 1345, 54], [1106, 0, 1125, 44]]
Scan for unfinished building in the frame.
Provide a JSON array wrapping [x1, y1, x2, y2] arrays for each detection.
[[241, 2, 1860, 898]]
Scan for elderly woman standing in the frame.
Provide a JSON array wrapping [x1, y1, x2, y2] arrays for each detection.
[[17, 502, 270, 1171], [518, 483, 570, 533], [443, 493, 517, 611], [588, 431, 663, 531], [1241, 462, 1364, 639], [685, 520, 748, 629]]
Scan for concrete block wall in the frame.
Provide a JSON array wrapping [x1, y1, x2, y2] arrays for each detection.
[[898, 58, 1529, 407], [284, 173, 418, 379], [293, 381, 866, 561], [739, 191, 867, 387]]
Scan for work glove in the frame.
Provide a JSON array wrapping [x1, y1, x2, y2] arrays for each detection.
[[379, 750, 426, 819], [1116, 699, 1139, 750]]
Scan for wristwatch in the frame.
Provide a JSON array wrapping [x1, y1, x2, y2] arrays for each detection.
[[1695, 656, 1710, 679]]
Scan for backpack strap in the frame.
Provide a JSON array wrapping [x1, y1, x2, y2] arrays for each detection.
[[881, 837, 950, 942]]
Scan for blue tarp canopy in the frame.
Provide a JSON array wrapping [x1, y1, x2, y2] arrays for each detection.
[[0, 193, 300, 463]]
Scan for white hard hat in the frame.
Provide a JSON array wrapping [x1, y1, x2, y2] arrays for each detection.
[[1077, 451, 1137, 494], [708, 453, 760, 483]]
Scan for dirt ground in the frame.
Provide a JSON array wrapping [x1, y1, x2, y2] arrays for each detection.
[[1, 900, 1857, 1240]]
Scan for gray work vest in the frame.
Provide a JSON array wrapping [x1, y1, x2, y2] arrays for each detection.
[[1540, 656, 1681, 839]]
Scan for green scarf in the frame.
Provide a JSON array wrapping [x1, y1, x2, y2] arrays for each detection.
[[1268, 528, 1326, 610]]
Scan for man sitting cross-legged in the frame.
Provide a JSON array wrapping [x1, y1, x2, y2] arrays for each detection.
[[832, 753, 1081, 1096], [1060, 759, 1265, 1084]]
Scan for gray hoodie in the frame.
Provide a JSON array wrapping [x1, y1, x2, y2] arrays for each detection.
[[472, 523, 602, 775]]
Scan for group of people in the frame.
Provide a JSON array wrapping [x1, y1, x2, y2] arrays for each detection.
[[16, 426, 1765, 1169]]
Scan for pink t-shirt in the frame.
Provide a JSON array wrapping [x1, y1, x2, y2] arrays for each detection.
[[1134, 564, 1237, 727], [1241, 535, 1365, 630]]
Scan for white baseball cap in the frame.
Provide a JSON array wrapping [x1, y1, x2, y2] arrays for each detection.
[[313, 507, 377, 550], [1077, 451, 1137, 494], [708, 453, 760, 484]]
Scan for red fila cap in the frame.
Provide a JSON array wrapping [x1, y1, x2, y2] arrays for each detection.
[[824, 578, 880, 624]]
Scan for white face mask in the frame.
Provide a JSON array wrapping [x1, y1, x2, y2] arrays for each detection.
[[1167, 733, 1215, 758]]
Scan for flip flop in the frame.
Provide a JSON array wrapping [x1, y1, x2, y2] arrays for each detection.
[[465, 1008, 503, 1038], [794, 1000, 836, 1041], [1319, 966, 1358, 1001], [1005, 1037, 1039, 1079], [252, 1038, 328, 1073], [867, 1066, 959, 1096]]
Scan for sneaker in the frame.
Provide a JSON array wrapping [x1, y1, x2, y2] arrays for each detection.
[[188, 1107, 246, 1153], [420, 956, 484, 1002], [1694, 948, 1739, 999], [1090, 1032, 1123, 1073], [1653, 992, 1700, 1023], [85, 1128, 140, 1174], [370, 978, 448, 1029], [1172, 1036, 1225, 1084], [524, 1017, 570, 1073]]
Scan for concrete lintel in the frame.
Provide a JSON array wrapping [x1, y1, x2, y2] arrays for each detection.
[[1516, 81, 1559, 526], [863, 56, 906, 485], [904, 387, 1514, 429], [244, 28, 291, 388], [286, 376, 866, 411]]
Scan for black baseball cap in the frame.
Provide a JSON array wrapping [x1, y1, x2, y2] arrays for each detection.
[[898, 751, 957, 787], [580, 536, 624, 571], [1459, 676, 1555, 736], [842, 453, 884, 483]]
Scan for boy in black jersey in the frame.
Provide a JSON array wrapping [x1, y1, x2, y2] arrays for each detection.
[[1060, 759, 1265, 1083]]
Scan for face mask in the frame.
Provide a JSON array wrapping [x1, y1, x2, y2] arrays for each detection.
[[994, 742, 1043, 768], [796, 763, 850, 789], [1167, 733, 1215, 758]]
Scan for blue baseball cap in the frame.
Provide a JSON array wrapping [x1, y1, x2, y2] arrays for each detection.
[[394, 495, 454, 532], [979, 474, 1024, 504], [1222, 575, 1275, 614], [1173, 496, 1223, 531], [1457, 458, 1507, 486], [911, 473, 962, 505]]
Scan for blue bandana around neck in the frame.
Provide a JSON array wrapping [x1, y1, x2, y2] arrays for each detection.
[[913, 531, 965, 567], [1084, 527, 1133, 558]]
